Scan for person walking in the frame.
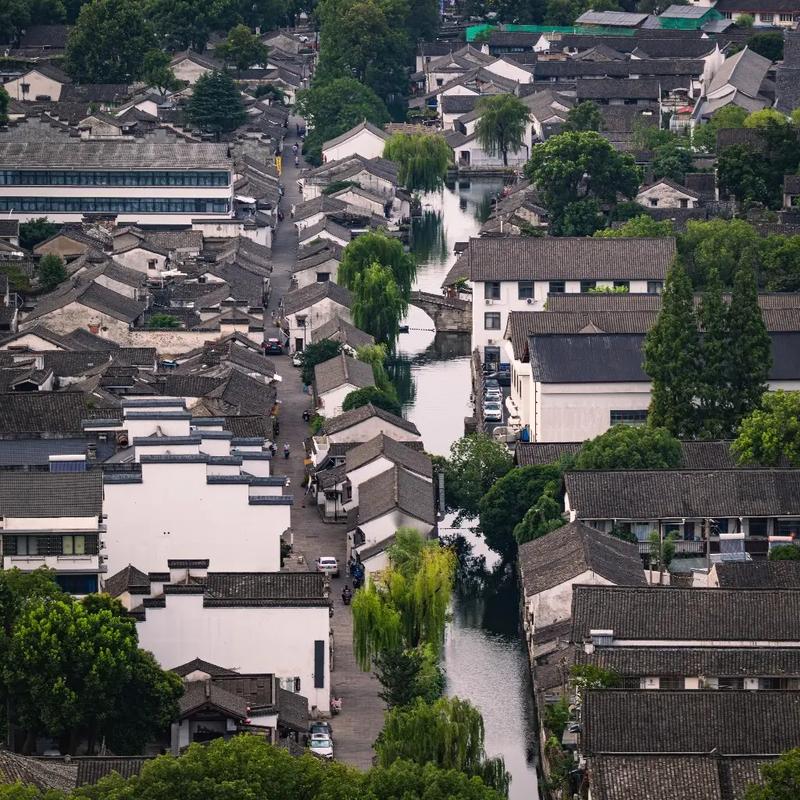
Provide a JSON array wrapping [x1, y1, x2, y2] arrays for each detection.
[[283, 442, 291, 459]]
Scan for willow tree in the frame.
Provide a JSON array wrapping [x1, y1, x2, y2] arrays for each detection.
[[351, 262, 407, 348], [376, 696, 510, 797], [475, 94, 530, 167], [339, 231, 417, 300], [383, 133, 452, 192]]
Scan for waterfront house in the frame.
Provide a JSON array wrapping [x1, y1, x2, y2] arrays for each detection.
[[313, 353, 375, 418], [300, 155, 399, 202]]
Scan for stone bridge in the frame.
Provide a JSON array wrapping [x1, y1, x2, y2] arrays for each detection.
[[408, 290, 471, 334]]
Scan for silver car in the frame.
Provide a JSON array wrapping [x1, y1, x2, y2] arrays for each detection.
[[316, 556, 340, 578]]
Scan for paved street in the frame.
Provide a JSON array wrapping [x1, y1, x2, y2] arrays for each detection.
[[267, 120, 385, 771]]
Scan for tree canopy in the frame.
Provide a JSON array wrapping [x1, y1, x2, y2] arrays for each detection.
[[343, 386, 402, 416], [216, 23, 269, 72], [383, 134, 452, 192], [594, 214, 674, 239], [19, 219, 58, 252], [295, 78, 389, 165], [651, 141, 693, 184], [574, 425, 682, 470], [37, 254, 68, 293], [474, 95, 531, 167], [186, 70, 247, 136], [0, 87, 9, 126], [338, 231, 416, 300], [300, 339, 343, 385], [745, 748, 800, 800], [563, 100, 602, 132], [141, 49, 180, 96], [733, 391, 800, 467], [351, 262, 407, 349]]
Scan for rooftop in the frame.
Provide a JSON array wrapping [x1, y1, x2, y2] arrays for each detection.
[[314, 352, 375, 395], [320, 403, 420, 437], [358, 465, 435, 525], [0, 471, 103, 518], [346, 433, 432, 478], [714, 560, 800, 589]]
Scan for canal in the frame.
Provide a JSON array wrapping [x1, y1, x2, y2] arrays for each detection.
[[391, 178, 541, 800]]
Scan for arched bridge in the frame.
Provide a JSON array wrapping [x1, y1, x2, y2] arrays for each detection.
[[408, 291, 472, 334]]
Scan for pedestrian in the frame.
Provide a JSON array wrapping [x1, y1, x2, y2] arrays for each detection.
[[292, 142, 298, 155], [283, 442, 291, 459], [296, 122, 300, 135], [294, 155, 299, 167], [270, 442, 277, 457]]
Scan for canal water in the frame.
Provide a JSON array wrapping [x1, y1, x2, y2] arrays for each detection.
[[391, 178, 541, 800]]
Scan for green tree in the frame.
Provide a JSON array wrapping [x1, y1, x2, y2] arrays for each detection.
[[594, 214, 674, 239], [216, 23, 269, 73], [478, 464, 562, 559], [564, 100, 602, 132], [769, 545, 800, 561], [692, 105, 748, 152], [383, 133, 452, 191], [146, 0, 236, 51], [643, 259, 701, 437], [37, 254, 68, 292], [648, 530, 677, 573], [574, 425, 682, 469], [438, 434, 513, 521], [678, 217, 760, 287], [356, 342, 399, 400], [727, 260, 772, 427], [733, 391, 800, 466], [745, 749, 800, 800], [148, 313, 180, 328], [65, 0, 154, 83], [19, 218, 58, 251], [718, 143, 772, 206], [351, 262, 407, 349], [748, 32, 785, 62], [652, 141, 693, 184], [295, 77, 389, 165], [524, 131, 640, 236], [376, 697, 510, 796], [186, 70, 246, 137], [513, 482, 564, 545], [474, 94, 531, 167], [744, 108, 789, 129], [735, 12, 754, 26], [300, 339, 342, 385], [559, 197, 604, 236], [761, 234, 800, 291], [142, 49, 180, 96], [374, 644, 444, 708], [0, 86, 9, 126], [631, 121, 677, 151], [343, 386, 402, 416], [339, 230, 416, 299]]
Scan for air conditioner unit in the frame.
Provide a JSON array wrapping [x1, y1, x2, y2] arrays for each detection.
[[485, 299, 493, 305], [526, 297, 533, 304], [487, 339, 495, 345]]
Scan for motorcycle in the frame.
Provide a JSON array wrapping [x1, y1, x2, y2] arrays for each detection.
[[341, 588, 352, 605]]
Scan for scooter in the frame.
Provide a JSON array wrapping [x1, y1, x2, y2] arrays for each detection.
[[341, 587, 352, 605]]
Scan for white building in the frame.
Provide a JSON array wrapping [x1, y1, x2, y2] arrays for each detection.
[[0, 141, 234, 225], [462, 237, 675, 368], [315, 403, 422, 446], [281, 281, 352, 354], [0, 468, 104, 595], [636, 178, 702, 209], [2, 65, 71, 101], [321, 121, 389, 163], [313, 352, 375, 417]]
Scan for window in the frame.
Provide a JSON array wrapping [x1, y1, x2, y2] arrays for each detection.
[[580, 280, 596, 293], [718, 677, 744, 690], [711, 518, 729, 535], [0, 196, 230, 214], [610, 409, 647, 426], [436, 78, 444, 86], [659, 676, 684, 690], [62, 535, 86, 555], [759, 677, 779, 690], [147, 259, 157, 270], [549, 281, 565, 294], [780, 13, 795, 21], [777, 519, 800, 537], [484, 281, 501, 300], [679, 198, 689, 208], [613, 281, 629, 291], [15, 536, 38, 555], [647, 281, 663, 294], [484, 312, 501, 330], [0, 170, 229, 187], [757, 13, 772, 22], [316, 272, 330, 282], [55, 574, 98, 594], [748, 518, 768, 537], [649, 198, 658, 207], [518, 281, 534, 300]]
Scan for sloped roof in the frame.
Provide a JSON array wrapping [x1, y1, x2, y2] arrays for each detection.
[[104, 564, 150, 598], [714, 561, 800, 589], [321, 402, 420, 436], [314, 352, 375, 395], [178, 679, 248, 720], [171, 658, 238, 677], [311, 315, 375, 349], [0, 470, 103, 517], [346, 433, 432, 477], [0, 752, 76, 792], [0, 391, 121, 434], [201, 572, 328, 607], [75, 759, 149, 788], [707, 46, 771, 98], [322, 121, 389, 152], [518, 521, 645, 597], [282, 281, 352, 315], [358, 465, 435, 525]]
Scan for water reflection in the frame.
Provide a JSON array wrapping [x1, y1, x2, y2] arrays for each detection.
[[411, 210, 448, 265]]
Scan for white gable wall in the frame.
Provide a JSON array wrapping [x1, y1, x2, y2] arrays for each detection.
[[323, 129, 387, 163]]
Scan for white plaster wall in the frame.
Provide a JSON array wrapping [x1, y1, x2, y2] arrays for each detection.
[[323, 130, 387, 163], [484, 59, 533, 83], [172, 60, 212, 85], [21, 302, 132, 340], [103, 462, 287, 574], [5, 71, 65, 101], [333, 190, 385, 217], [636, 183, 698, 209], [529, 571, 615, 631], [113, 248, 169, 275], [327, 417, 421, 444], [293, 260, 339, 289], [0, 332, 69, 351], [4, 515, 99, 531], [136, 595, 331, 712], [286, 298, 351, 353], [317, 382, 360, 417], [345, 456, 394, 509]]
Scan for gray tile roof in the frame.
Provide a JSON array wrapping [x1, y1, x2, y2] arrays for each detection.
[[582, 689, 800, 755], [358, 465, 435, 526], [707, 46, 772, 98], [104, 564, 150, 598], [518, 521, 645, 597], [576, 645, 800, 677], [277, 687, 310, 732], [314, 352, 375, 395], [346, 433, 432, 478], [171, 658, 239, 677], [312, 315, 375, 349], [321, 402, 420, 437], [282, 281, 352, 316], [714, 561, 800, 589], [0, 437, 114, 466], [566, 468, 800, 520], [577, 77, 661, 100], [178, 679, 248, 720], [0, 470, 102, 517], [202, 572, 328, 607], [0, 752, 77, 792], [0, 391, 121, 435], [75, 759, 149, 788], [571, 585, 800, 642], [0, 142, 232, 170], [545, 293, 664, 312], [465, 237, 676, 282]]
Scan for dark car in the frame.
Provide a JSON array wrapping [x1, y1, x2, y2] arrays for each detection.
[[311, 721, 332, 737], [485, 370, 511, 387], [264, 338, 283, 355]]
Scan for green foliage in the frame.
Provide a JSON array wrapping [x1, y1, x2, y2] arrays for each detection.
[[474, 94, 531, 167], [351, 262, 407, 349], [300, 339, 342, 385], [142, 49, 180, 96], [296, 77, 389, 165], [383, 133, 452, 192], [356, 343, 399, 399], [570, 664, 620, 689], [648, 530, 677, 571], [321, 180, 361, 195], [735, 12, 754, 25], [0, 86, 9, 125], [769, 545, 800, 561], [148, 313, 180, 329], [343, 386, 402, 416], [217, 23, 269, 72], [439, 434, 513, 521], [253, 83, 287, 104], [564, 100, 602, 132], [678, 217, 760, 287], [374, 644, 444, 708], [146, 0, 239, 52], [692, 105, 748, 152], [542, 697, 570, 739], [376, 696, 510, 796], [65, 0, 154, 82], [733, 391, 800, 466], [37, 254, 67, 292], [632, 121, 677, 151], [19, 218, 58, 251], [745, 747, 800, 800], [339, 230, 416, 300], [644, 259, 701, 438], [478, 464, 562, 559], [744, 109, 789, 129], [594, 214, 674, 239], [587, 284, 629, 294], [186, 70, 246, 136], [652, 141, 693, 184], [513, 482, 563, 545], [524, 131, 640, 236], [575, 425, 682, 470]]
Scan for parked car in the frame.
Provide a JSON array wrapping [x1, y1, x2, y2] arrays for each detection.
[[485, 388, 502, 403], [292, 351, 304, 367], [264, 338, 283, 355], [309, 734, 334, 760], [483, 402, 503, 422], [486, 370, 511, 387], [311, 721, 332, 737], [484, 377, 500, 391], [316, 556, 340, 578]]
